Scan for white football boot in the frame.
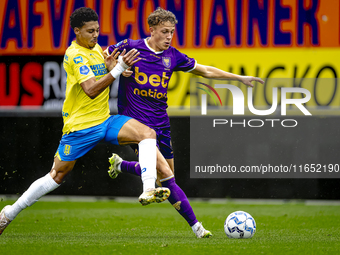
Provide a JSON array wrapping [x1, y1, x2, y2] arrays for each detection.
[[0, 205, 12, 236], [138, 187, 170, 206], [108, 153, 123, 179], [193, 222, 212, 238]]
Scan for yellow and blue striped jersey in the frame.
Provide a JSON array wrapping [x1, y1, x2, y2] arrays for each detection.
[[62, 41, 110, 134]]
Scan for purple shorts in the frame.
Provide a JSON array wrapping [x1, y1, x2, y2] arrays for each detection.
[[130, 126, 173, 159]]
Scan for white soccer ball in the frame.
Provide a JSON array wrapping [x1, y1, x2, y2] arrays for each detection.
[[224, 211, 256, 239]]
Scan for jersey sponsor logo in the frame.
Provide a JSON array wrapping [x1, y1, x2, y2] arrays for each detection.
[[150, 53, 161, 59], [64, 145, 71, 155], [90, 63, 107, 76], [89, 53, 96, 59], [79, 65, 90, 75], [162, 57, 171, 68], [115, 39, 128, 47], [134, 67, 169, 88], [134, 88, 167, 100], [115, 41, 123, 47], [74, 56, 83, 64], [62, 111, 69, 117]]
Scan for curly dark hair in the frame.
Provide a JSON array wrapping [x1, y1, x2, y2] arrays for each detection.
[[70, 7, 98, 29], [147, 7, 178, 27]]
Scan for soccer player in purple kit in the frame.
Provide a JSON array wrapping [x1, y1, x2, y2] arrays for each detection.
[[105, 7, 264, 238]]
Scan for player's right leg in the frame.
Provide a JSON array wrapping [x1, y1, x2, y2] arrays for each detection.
[[0, 157, 76, 236], [109, 126, 175, 182], [115, 118, 158, 192], [1, 121, 107, 236]]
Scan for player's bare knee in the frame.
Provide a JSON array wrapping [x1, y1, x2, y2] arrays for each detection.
[[50, 165, 73, 184], [141, 126, 156, 140], [53, 170, 71, 184]]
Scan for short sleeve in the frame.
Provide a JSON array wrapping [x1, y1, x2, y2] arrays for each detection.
[[70, 54, 95, 84], [173, 49, 196, 72], [106, 39, 131, 55]]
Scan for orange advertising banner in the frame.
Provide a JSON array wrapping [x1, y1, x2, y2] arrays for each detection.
[[1, 0, 340, 112], [0, 0, 339, 55]]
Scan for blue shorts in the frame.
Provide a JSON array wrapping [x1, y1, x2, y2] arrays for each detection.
[[130, 126, 173, 159], [55, 115, 131, 161]]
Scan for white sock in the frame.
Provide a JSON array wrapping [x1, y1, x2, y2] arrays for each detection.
[[138, 139, 157, 192], [191, 222, 201, 233], [5, 173, 60, 220]]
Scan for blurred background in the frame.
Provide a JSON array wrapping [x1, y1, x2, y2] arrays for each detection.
[[0, 0, 339, 199]]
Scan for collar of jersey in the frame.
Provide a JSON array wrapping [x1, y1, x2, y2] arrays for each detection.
[[72, 41, 96, 51], [144, 38, 163, 54]]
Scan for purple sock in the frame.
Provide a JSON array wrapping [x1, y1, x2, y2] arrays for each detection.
[[162, 177, 198, 227], [120, 161, 141, 176]]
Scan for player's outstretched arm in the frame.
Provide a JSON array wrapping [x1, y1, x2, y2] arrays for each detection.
[[81, 48, 140, 99], [191, 63, 264, 87]]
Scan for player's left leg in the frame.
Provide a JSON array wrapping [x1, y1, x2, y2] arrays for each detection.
[[161, 176, 212, 238], [108, 149, 212, 238], [156, 151, 212, 238], [1, 121, 108, 235], [165, 158, 175, 173]]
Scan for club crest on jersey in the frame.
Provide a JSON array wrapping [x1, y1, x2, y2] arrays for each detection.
[[162, 57, 171, 68], [74, 56, 83, 64]]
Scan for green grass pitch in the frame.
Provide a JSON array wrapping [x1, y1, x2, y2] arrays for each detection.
[[1, 199, 340, 255]]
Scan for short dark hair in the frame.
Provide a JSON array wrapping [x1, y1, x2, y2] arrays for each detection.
[[147, 7, 178, 27], [70, 7, 98, 29]]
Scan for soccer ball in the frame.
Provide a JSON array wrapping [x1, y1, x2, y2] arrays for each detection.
[[224, 211, 256, 239]]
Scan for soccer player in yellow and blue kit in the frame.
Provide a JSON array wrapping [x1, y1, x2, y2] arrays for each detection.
[[0, 7, 173, 236]]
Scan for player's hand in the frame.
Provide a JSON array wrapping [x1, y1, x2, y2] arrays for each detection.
[[120, 48, 141, 67], [105, 48, 120, 71], [122, 67, 133, 77], [240, 76, 264, 87]]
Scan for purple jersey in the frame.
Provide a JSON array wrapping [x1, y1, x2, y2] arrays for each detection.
[[107, 38, 196, 128]]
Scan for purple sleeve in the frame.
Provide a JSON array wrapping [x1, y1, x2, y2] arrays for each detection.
[[173, 48, 196, 72], [107, 39, 131, 54]]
